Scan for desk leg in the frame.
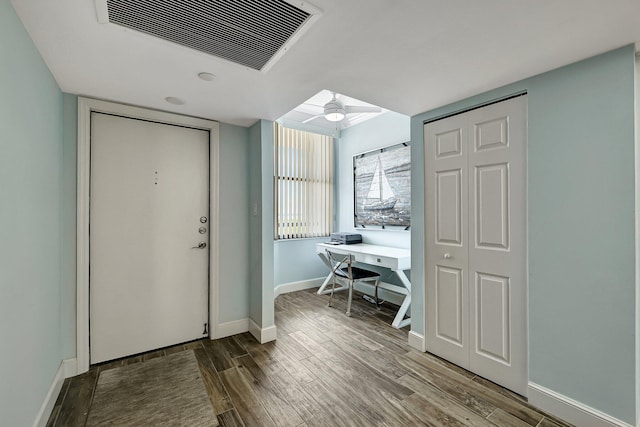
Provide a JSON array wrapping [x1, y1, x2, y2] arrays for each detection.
[[391, 270, 412, 329]]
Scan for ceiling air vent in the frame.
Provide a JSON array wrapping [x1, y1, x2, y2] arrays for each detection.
[[102, 0, 320, 71]]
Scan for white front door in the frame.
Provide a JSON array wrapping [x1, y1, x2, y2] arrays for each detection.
[[89, 112, 210, 364], [425, 96, 527, 394]]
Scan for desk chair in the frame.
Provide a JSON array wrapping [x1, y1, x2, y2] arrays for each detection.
[[325, 249, 381, 317]]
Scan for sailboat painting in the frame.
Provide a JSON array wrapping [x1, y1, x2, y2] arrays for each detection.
[[364, 157, 397, 211], [354, 142, 410, 228]]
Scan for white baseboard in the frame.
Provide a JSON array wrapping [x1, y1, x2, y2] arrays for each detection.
[[528, 382, 633, 427], [213, 318, 249, 339], [249, 319, 277, 344], [62, 358, 77, 378], [408, 330, 426, 352], [274, 277, 324, 298], [32, 357, 76, 427]]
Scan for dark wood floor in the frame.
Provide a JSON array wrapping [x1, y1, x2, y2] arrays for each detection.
[[47, 288, 572, 426]]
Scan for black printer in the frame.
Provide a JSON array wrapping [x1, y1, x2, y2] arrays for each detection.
[[330, 232, 362, 245]]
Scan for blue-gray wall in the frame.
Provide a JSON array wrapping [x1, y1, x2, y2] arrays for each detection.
[[0, 1, 65, 425], [62, 94, 77, 360], [260, 120, 275, 327], [337, 112, 412, 294], [411, 45, 637, 424], [248, 120, 275, 330], [218, 123, 251, 323], [337, 112, 412, 248], [248, 122, 262, 323], [274, 238, 328, 286]]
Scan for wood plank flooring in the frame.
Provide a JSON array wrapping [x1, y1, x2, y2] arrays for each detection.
[[47, 288, 572, 426]]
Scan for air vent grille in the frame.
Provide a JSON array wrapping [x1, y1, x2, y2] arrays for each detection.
[[106, 0, 312, 71]]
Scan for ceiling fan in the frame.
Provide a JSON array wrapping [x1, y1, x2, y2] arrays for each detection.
[[302, 92, 382, 124]]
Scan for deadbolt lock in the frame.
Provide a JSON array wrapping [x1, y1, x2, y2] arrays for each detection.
[[200, 216, 207, 224], [198, 226, 207, 234]]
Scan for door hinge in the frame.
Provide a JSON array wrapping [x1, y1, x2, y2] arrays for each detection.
[[202, 323, 208, 335]]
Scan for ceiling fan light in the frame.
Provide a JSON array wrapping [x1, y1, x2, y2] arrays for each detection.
[[325, 110, 345, 122]]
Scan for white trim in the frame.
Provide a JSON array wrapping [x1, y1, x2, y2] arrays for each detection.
[[408, 330, 426, 352], [213, 318, 249, 339], [62, 358, 77, 379], [249, 319, 277, 344], [76, 97, 220, 374], [528, 382, 634, 427], [260, 1, 322, 73], [274, 277, 324, 298], [32, 360, 67, 427], [634, 54, 640, 427]]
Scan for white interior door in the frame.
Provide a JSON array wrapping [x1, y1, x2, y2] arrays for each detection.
[[425, 96, 527, 394], [90, 112, 210, 364]]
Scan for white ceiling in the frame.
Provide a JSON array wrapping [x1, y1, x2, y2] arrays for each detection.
[[10, 0, 640, 128]]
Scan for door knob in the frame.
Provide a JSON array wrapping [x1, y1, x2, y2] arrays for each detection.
[[443, 253, 451, 259], [192, 242, 207, 249]]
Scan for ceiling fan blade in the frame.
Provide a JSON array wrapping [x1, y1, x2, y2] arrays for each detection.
[[302, 114, 324, 124], [302, 102, 325, 109], [345, 105, 382, 114]]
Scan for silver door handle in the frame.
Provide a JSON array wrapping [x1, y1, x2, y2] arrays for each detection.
[[192, 242, 207, 249], [443, 253, 451, 259]]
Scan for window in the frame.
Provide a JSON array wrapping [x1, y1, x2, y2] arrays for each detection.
[[274, 123, 333, 239]]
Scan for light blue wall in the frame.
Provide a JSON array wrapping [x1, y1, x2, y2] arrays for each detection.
[[0, 1, 65, 425], [218, 123, 251, 323], [248, 120, 276, 330], [62, 93, 77, 359], [411, 45, 637, 424], [274, 237, 328, 286], [336, 112, 412, 293], [337, 112, 411, 248], [248, 122, 263, 322], [260, 120, 275, 327], [249, 120, 274, 329]]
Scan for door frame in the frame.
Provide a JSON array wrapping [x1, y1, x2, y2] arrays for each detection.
[[76, 97, 220, 374]]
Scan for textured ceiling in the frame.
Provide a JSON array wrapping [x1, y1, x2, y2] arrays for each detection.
[[9, 0, 640, 127]]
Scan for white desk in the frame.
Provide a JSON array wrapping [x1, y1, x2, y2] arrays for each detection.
[[316, 243, 411, 328]]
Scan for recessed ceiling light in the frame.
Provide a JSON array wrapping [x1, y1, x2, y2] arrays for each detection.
[[165, 96, 185, 105], [197, 72, 216, 81]]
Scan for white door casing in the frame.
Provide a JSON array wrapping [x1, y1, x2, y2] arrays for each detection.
[[76, 98, 219, 373], [90, 112, 210, 363], [424, 95, 527, 395]]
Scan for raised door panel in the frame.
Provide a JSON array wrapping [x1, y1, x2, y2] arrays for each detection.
[[475, 163, 509, 250], [436, 169, 462, 245], [475, 273, 510, 364], [435, 266, 464, 346]]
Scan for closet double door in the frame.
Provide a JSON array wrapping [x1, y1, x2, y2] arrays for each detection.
[[424, 96, 527, 395]]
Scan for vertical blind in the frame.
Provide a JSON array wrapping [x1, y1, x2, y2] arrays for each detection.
[[274, 123, 333, 239]]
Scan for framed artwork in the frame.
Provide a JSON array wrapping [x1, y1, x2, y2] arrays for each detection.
[[353, 142, 411, 229]]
